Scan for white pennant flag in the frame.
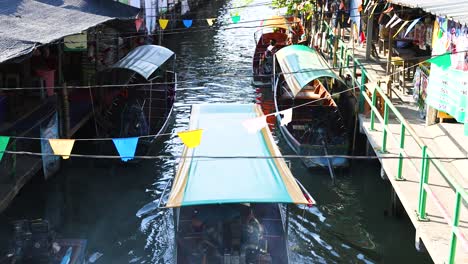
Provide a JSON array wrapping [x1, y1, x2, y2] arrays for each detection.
[[390, 18, 402, 28], [279, 109, 293, 126], [242, 116, 267, 134], [386, 14, 398, 28]]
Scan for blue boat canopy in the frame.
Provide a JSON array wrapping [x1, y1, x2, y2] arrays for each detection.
[[111, 45, 174, 80], [166, 104, 312, 208], [275, 45, 344, 97]]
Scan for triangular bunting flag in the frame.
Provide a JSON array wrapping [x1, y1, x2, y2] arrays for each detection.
[[393, 20, 409, 38], [231, 15, 240, 24], [0, 136, 10, 162], [177, 129, 203, 148], [279, 109, 293, 127], [370, 2, 379, 16], [242, 116, 267, 134], [404, 18, 421, 37], [135, 16, 143, 32], [383, 5, 393, 14], [390, 18, 402, 28], [49, 139, 75, 159], [206, 18, 215, 26], [159, 19, 169, 30], [427, 53, 452, 70], [386, 14, 398, 28], [113, 137, 139, 162], [183, 19, 193, 28]]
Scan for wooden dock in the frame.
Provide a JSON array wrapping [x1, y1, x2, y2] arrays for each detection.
[[317, 28, 468, 263], [351, 43, 468, 263]]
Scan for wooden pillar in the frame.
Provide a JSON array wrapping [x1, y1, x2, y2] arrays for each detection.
[[365, 13, 374, 60], [386, 28, 393, 74]]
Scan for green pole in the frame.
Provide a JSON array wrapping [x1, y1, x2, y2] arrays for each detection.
[[397, 124, 405, 180], [382, 102, 389, 153], [359, 67, 366, 113], [418, 146, 429, 220], [448, 192, 461, 264], [370, 90, 377, 130]]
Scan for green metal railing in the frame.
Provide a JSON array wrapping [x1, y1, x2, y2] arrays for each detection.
[[319, 20, 468, 263]]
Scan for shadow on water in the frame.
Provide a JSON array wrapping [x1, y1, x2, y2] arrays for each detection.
[[0, 0, 433, 263]]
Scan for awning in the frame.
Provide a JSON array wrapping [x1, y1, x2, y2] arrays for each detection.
[[111, 45, 174, 80], [388, 0, 468, 26], [263, 15, 290, 30], [275, 45, 343, 97], [0, 0, 140, 63], [166, 104, 311, 208]]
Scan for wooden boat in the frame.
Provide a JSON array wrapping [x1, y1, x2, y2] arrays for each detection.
[[161, 104, 314, 264], [97, 45, 176, 156], [252, 16, 305, 87], [273, 45, 352, 170], [1, 220, 87, 264]]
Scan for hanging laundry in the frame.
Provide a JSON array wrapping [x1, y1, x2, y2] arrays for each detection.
[[242, 116, 267, 134], [181, 0, 190, 15], [49, 139, 75, 159], [279, 109, 293, 127], [145, 0, 156, 34], [0, 136, 9, 162], [177, 129, 203, 148], [113, 137, 139, 162]]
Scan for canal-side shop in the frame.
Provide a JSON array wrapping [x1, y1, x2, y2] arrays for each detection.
[[0, 0, 141, 212]]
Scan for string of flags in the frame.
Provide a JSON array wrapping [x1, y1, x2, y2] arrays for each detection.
[[0, 107, 294, 162], [136, 15, 243, 31]]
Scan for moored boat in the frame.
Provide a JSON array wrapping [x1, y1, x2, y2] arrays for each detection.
[[252, 16, 305, 87], [161, 104, 314, 264], [97, 45, 177, 156], [272, 45, 353, 170], [1, 219, 87, 264]]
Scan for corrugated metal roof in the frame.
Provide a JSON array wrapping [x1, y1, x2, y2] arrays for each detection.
[[111, 45, 175, 80], [388, 0, 468, 25], [0, 0, 139, 63]]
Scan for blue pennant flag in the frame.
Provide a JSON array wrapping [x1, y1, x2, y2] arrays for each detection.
[[113, 137, 139, 162], [183, 19, 193, 28]]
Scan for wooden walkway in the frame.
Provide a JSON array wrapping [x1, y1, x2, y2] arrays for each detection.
[[347, 41, 468, 263]]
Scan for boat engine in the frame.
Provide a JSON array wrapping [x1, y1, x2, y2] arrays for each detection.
[[10, 220, 54, 263]]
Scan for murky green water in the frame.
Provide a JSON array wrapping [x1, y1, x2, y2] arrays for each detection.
[[0, 1, 432, 263]]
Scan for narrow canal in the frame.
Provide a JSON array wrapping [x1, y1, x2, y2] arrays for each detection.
[[0, 0, 432, 263]]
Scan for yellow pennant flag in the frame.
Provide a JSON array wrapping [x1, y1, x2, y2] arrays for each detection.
[[49, 139, 75, 159], [206, 18, 215, 26], [159, 19, 169, 30], [393, 20, 409, 38], [177, 129, 203, 148]]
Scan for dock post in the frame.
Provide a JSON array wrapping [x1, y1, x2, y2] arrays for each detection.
[[448, 192, 462, 264], [396, 124, 406, 181], [417, 146, 429, 220], [381, 103, 389, 153], [370, 88, 377, 130]]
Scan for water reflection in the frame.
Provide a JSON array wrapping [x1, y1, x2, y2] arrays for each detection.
[[0, 0, 432, 263]]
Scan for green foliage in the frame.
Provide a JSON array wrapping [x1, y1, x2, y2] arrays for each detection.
[[231, 0, 254, 16], [271, 0, 315, 17]]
